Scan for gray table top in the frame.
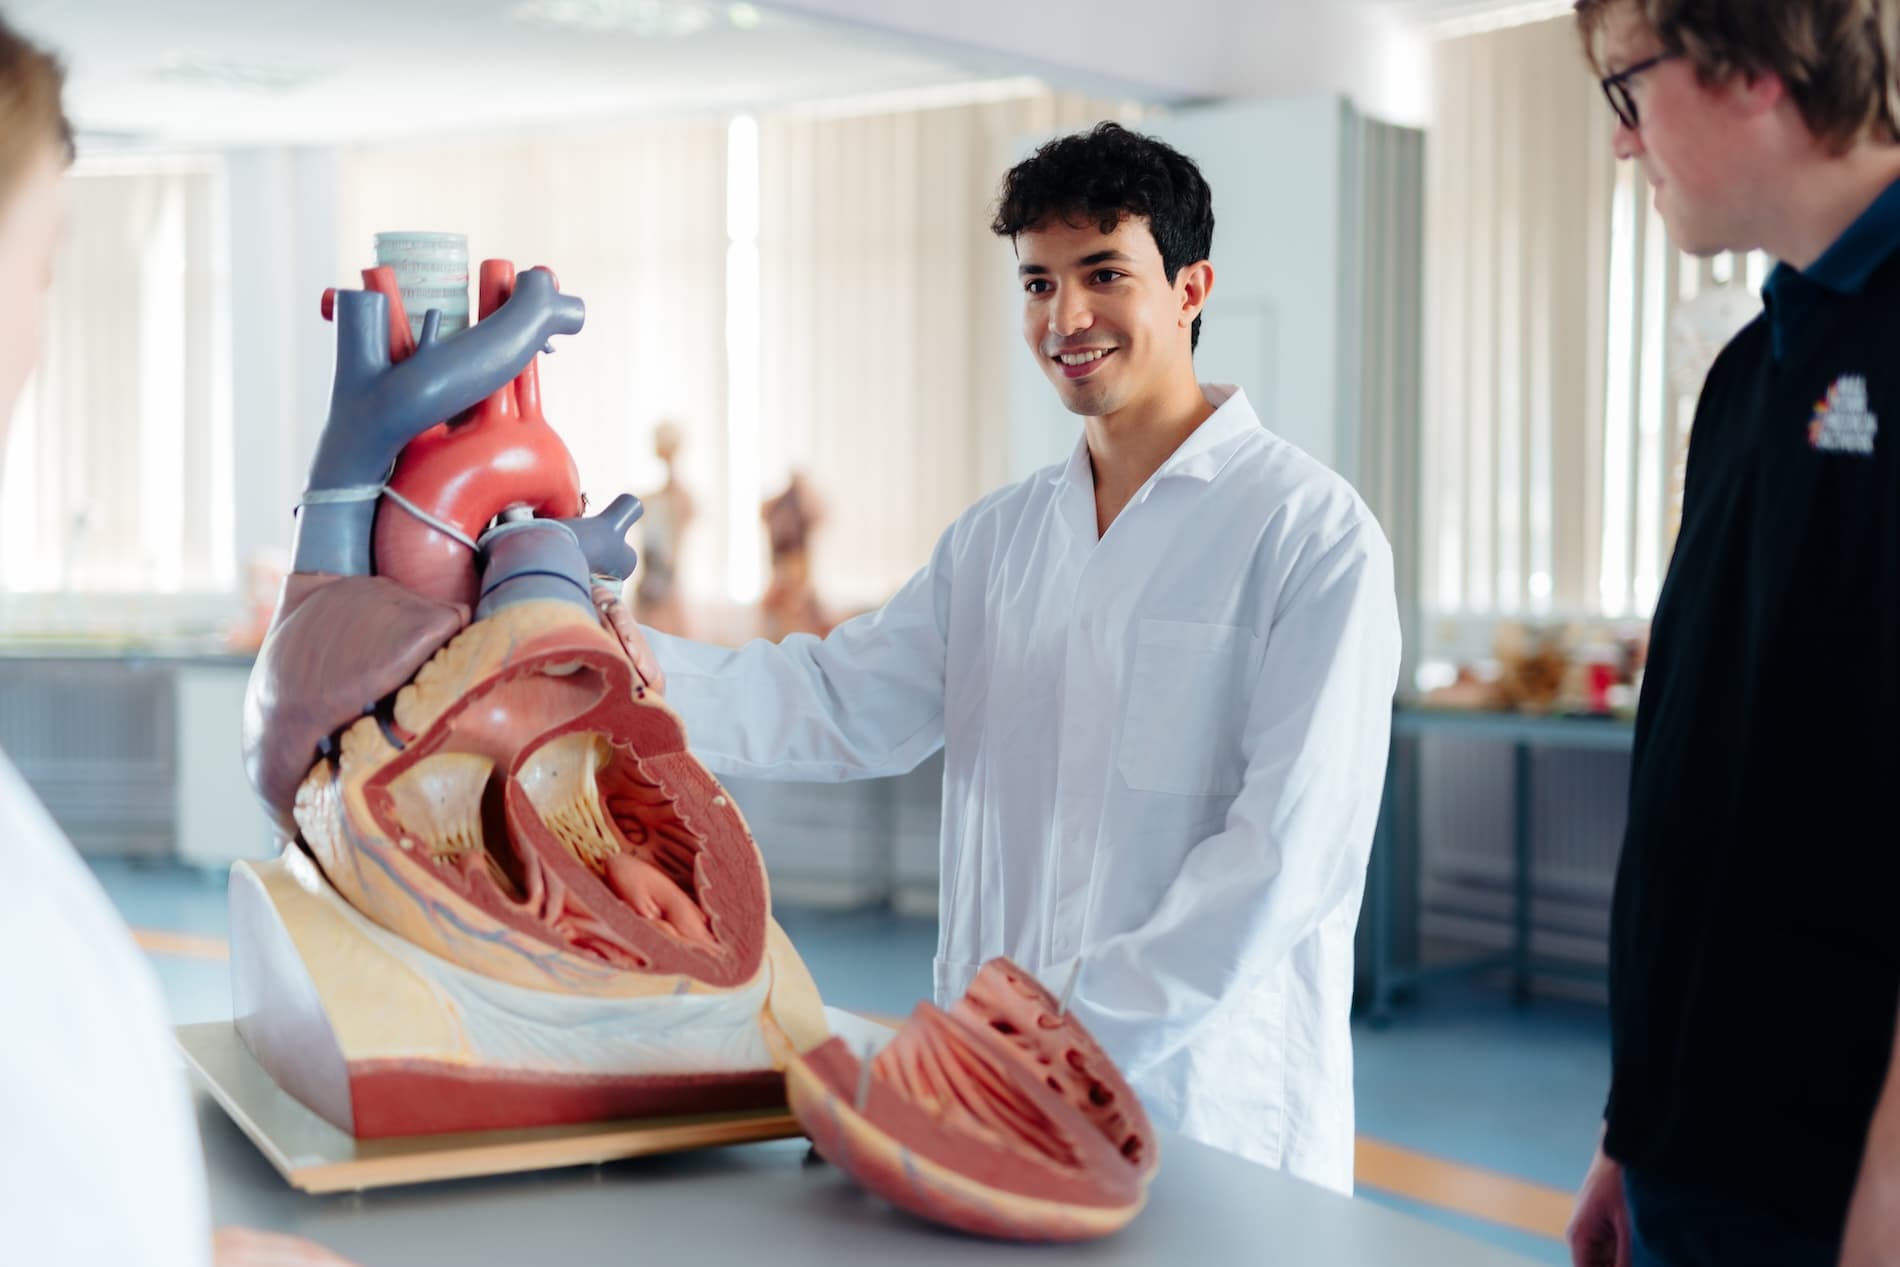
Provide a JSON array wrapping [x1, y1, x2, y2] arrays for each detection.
[[195, 1093, 1541, 1266]]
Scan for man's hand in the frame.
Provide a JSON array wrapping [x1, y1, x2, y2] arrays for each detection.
[[1841, 1010, 1900, 1266], [1566, 1143, 1631, 1267], [1841, 1155, 1900, 1267], [593, 584, 666, 695], [213, 1227, 360, 1267]]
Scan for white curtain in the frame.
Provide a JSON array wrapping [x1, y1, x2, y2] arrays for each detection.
[[334, 122, 731, 603], [1, 161, 232, 597], [5, 99, 1141, 621], [1423, 17, 1763, 636], [753, 92, 1137, 611]]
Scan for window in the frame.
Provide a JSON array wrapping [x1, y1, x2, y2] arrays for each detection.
[[1, 157, 234, 599], [1423, 18, 1764, 645]]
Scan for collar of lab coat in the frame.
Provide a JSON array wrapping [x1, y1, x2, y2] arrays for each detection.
[[1049, 384, 1261, 496]]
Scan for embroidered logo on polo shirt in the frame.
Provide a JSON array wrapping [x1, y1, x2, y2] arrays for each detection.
[[1808, 375, 1878, 456]]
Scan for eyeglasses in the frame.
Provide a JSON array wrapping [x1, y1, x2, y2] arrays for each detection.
[[1600, 54, 1676, 131]]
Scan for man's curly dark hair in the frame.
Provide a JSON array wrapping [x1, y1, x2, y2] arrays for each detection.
[[990, 121, 1215, 351]]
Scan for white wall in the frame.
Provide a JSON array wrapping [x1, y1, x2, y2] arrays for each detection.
[[1219, 3, 1432, 127], [1155, 97, 1349, 471], [756, 0, 1431, 125]]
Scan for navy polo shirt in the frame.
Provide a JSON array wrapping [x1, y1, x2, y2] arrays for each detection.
[[1604, 178, 1900, 1237], [1763, 175, 1900, 359]]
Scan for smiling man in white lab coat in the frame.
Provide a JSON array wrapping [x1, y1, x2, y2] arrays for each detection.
[[615, 121, 1400, 1193]]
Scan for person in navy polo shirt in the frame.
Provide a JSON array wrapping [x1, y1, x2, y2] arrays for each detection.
[[1563, 3, 1900, 1266]]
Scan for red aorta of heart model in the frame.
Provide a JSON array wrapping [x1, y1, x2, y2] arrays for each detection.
[[371, 259, 584, 608]]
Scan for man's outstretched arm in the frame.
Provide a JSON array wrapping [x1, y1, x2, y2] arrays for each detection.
[[631, 527, 958, 783]]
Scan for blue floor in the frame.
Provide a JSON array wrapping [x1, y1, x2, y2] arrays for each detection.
[[98, 858, 1601, 1265], [1355, 985, 1608, 1193]]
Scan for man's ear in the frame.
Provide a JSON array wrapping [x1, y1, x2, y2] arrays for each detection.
[[1730, 66, 1786, 120], [1178, 260, 1214, 330]]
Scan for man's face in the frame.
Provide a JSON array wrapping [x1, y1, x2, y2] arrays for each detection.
[[0, 141, 65, 454], [1016, 214, 1196, 420], [1599, 1, 1760, 256]]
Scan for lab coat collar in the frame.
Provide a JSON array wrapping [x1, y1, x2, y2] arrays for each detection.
[[1049, 384, 1262, 493]]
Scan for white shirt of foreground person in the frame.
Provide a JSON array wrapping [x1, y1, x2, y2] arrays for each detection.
[[0, 750, 212, 1266], [646, 384, 1400, 1193]]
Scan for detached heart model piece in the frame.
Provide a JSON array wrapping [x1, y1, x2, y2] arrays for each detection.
[[788, 958, 1159, 1241], [233, 244, 828, 1140]]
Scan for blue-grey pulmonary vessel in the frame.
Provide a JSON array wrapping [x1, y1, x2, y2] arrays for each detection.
[[292, 266, 585, 578], [475, 493, 648, 620], [474, 503, 647, 621], [556, 492, 646, 585]]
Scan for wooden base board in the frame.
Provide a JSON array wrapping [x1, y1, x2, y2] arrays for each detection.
[[176, 1022, 803, 1194]]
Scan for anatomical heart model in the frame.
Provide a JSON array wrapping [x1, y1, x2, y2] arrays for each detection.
[[234, 246, 828, 1140], [789, 958, 1159, 1241]]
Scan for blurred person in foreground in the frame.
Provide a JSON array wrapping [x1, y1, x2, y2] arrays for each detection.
[[0, 16, 356, 1267]]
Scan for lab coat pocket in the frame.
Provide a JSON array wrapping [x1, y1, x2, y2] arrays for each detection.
[[1117, 619, 1259, 797]]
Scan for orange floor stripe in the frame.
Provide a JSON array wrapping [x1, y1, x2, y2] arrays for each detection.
[[131, 928, 229, 961], [1356, 1136, 1573, 1240], [126, 926, 1570, 1240]]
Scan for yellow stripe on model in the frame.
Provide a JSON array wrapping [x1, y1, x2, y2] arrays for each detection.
[[125, 927, 1572, 1241]]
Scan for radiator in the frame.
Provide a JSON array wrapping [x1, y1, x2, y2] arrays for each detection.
[[1416, 734, 1628, 994], [0, 659, 175, 856]]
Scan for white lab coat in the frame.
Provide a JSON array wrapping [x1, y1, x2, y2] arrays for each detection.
[[647, 385, 1400, 1192], [0, 750, 212, 1266]]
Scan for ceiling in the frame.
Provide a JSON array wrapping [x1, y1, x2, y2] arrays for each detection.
[[11, 0, 1005, 148], [11, 0, 1582, 151]]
